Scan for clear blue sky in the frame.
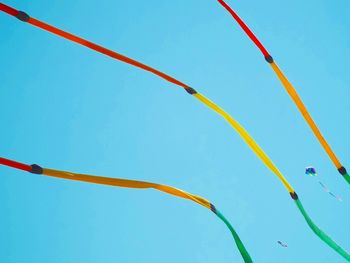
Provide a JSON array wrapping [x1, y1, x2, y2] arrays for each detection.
[[1, 0, 349, 262]]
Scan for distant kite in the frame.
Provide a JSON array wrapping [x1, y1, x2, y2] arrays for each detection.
[[305, 167, 317, 176], [305, 167, 342, 202], [277, 241, 288, 248]]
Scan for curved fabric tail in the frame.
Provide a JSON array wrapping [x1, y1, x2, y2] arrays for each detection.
[[295, 198, 350, 261], [216, 0, 349, 185], [215, 209, 253, 263], [0, 157, 253, 263]]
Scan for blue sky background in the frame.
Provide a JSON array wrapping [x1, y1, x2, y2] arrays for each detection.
[[1, 0, 350, 262]]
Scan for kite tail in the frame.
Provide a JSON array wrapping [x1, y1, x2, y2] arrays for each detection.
[[214, 208, 253, 263], [192, 92, 295, 193], [0, 3, 190, 90], [295, 198, 350, 261], [343, 172, 350, 184], [188, 93, 350, 261], [216, 0, 349, 184], [0, 157, 253, 263]]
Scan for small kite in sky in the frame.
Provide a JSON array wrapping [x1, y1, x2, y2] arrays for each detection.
[[305, 166, 342, 202], [305, 166, 317, 176], [277, 241, 288, 248]]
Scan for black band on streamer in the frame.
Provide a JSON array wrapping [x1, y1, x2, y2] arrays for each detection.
[[185, 87, 197, 95], [16, 11, 30, 22], [290, 192, 299, 200], [30, 164, 43, 174]]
